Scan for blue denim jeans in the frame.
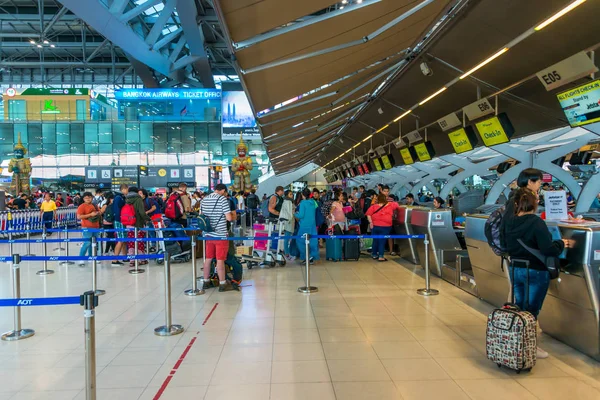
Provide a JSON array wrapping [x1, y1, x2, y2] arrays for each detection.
[[283, 231, 293, 255], [79, 231, 99, 258], [371, 226, 391, 258], [296, 226, 319, 261], [509, 266, 550, 318]]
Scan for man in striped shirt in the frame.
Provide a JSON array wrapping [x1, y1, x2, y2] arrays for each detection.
[[200, 184, 235, 292]]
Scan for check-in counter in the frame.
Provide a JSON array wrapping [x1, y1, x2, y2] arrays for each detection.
[[394, 206, 420, 265], [538, 220, 600, 361], [465, 215, 509, 307], [411, 209, 472, 293]]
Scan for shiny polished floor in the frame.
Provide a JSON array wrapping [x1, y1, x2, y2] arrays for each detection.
[[0, 241, 599, 400]]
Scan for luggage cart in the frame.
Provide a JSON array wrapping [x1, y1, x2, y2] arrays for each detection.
[[241, 218, 286, 269], [155, 218, 192, 264]]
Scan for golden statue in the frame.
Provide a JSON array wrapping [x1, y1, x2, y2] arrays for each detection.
[[231, 135, 253, 193], [8, 133, 32, 195]]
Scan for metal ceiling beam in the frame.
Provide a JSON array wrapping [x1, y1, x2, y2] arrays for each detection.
[[146, 0, 177, 46], [42, 6, 68, 36], [57, 0, 173, 76], [127, 55, 160, 88], [242, 0, 435, 74], [119, 0, 163, 23], [233, 0, 382, 50], [176, 0, 215, 88], [0, 61, 131, 67], [84, 38, 109, 62]]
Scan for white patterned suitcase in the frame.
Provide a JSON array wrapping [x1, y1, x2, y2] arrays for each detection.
[[486, 305, 537, 372]]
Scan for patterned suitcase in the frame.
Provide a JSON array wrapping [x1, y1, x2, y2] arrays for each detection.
[[486, 258, 536, 372]]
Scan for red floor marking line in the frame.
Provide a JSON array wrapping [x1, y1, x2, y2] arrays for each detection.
[[153, 303, 219, 400], [202, 302, 219, 325]]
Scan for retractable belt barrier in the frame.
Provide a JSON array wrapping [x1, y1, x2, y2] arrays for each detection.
[[0, 207, 77, 238]]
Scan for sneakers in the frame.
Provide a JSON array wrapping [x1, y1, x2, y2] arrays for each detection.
[[202, 281, 212, 290], [390, 252, 397, 256], [536, 347, 549, 359], [309, 257, 315, 265], [78, 261, 86, 267], [111, 261, 124, 267], [219, 282, 234, 292]]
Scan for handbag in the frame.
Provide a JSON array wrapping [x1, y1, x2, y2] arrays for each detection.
[[517, 239, 560, 280]]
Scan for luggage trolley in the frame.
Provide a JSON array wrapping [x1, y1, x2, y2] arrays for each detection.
[[154, 215, 192, 264], [241, 218, 287, 269]]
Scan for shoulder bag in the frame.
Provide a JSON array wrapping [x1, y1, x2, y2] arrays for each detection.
[[517, 239, 560, 280]]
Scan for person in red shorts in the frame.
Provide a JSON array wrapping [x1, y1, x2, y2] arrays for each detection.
[[200, 184, 235, 292]]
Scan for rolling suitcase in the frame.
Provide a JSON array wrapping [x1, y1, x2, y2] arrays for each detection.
[[326, 238, 343, 261], [343, 239, 360, 261], [486, 259, 536, 373]]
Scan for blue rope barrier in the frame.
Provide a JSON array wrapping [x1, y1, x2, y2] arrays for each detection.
[[7, 254, 165, 262], [0, 296, 81, 307]]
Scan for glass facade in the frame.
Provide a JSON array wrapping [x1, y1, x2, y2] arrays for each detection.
[[0, 121, 270, 189]]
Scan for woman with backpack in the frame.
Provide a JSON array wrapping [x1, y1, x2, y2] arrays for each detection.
[[122, 187, 151, 267], [366, 193, 401, 262]]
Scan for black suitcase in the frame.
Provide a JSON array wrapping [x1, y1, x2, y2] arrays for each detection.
[[344, 239, 361, 261]]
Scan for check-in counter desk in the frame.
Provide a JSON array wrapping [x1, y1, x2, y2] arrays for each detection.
[[465, 215, 509, 307], [411, 209, 475, 295], [395, 206, 420, 265], [538, 220, 600, 361]]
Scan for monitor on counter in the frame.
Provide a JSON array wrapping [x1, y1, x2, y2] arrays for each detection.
[[475, 113, 514, 147], [373, 158, 383, 171], [409, 141, 436, 162], [400, 147, 414, 165], [381, 154, 396, 169], [448, 126, 477, 154], [557, 80, 600, 127]]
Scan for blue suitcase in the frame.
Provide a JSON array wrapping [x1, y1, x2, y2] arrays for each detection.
[[326, 238, 343, 261]]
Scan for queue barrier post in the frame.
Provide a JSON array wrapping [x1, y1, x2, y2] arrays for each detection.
[[128, 227, 145, 275], [417, 234, 439, 296], [185, 235, 204, 296], [91, 236, 105, 296], [154, 253, 184, 336], [80, 290, 98, 400], [53, 222, 65, 251], [36, 226, 54, 276], [1, 254, 35, 341], [298, 233, 318, 294], [24, 223, 34, 256], [60, 221, 74, 266]]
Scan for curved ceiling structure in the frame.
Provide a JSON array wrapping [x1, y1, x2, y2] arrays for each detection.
[[214, 0, 600, 173]]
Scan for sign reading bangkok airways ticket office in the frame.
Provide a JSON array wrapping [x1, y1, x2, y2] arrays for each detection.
[[114, 89, 221, 100]]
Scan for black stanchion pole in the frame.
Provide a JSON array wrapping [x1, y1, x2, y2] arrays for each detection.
[[1, 254, 35, 341], [80, 290, 98, 400], [154, 253, 184, 336]]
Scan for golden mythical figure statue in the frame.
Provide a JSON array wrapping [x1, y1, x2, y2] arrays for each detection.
[[231, 135, 253, 193], [8, 133, 32, 195]]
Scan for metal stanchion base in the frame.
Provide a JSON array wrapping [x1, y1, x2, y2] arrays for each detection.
[[297, 286, 319, 293], [53, 247, 65, 251], [36, 269, 55, 275], [1, 328, 35, 341], [184, 288, 205, 296], [417, 288, 439, 296], [59, 261, 75, 266], [94, 289, 106, 296], [154, 325, 184, 336], [128, 268, 145, 275]]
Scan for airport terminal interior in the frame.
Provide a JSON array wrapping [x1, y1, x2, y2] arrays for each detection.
[[1, 0, 600, 399]]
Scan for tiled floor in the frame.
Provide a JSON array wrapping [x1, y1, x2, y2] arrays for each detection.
[[0, 241, 599, 399]]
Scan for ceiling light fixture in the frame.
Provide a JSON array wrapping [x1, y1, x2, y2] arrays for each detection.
[[376, 124, 389, 133], [459, 47, 509, 79], [535, 0, 586, 31], [393, 110, 412, 122], [418, 87, 447, 105], [29, 40, 35, 44]]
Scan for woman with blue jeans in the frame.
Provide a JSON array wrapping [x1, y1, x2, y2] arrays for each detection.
[[502, 187, 568, 359], [366, 194, 400, 262], [295, 188, 320, 263], [279, 190, 296, 259]]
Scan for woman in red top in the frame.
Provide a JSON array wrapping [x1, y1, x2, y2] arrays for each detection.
[[366, 194, 400, 261]]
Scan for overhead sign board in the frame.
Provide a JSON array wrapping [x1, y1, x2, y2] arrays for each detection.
[[537, 52, 598, 91], [373, 158, 382, 171], [463, 98, 494, 121], [114, 88, 221, 100], [557, 79, 600, 127], [400, 148, 414, 165], [140, 166, 196, 189], [381, 154, 395, 170], [448, 126, 477, 154], [475, 113, 514, 147], [437, 112, 462, 131], [405, 131, 422, 144], [410, 141, 436, 162]]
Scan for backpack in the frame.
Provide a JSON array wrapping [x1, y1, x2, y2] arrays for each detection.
[[121, 203, 137, 226], [260, 196, 272, 217], [247, 194, 259, 210], [165, 192, 184, 220], [198, 199, 223, 233], [104, 203, 115, 224], [484, 206, 506, 256]]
